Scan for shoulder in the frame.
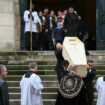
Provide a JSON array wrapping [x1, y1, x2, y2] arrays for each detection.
[[65, 13, 70, 17], [97, 77, 103, 83], [33, 11, 38, 15], [24, 10, 30, 14], [31, 73, 41, 81], [0, 78, 5, 87]]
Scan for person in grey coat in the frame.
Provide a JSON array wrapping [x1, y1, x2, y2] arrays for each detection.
[[0, 65, 9, 105]]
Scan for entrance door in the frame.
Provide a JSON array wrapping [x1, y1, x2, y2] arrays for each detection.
[[19, 0, 96, 50], [96, 0, 105, 50], [19, 0, 28, 50]]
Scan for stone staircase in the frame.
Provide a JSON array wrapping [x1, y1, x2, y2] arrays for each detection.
[[0, 51, 104, 105]]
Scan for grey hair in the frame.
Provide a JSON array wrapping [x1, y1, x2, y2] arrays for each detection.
[[0, 65, 6, 73], [29, 62, 37, 69]]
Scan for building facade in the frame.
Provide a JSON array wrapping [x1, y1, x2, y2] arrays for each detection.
[[0, 0, 105, 51]]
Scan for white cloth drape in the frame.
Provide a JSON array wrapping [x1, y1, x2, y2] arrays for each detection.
[[20, 73, 43, 105], [95, 77, 105, 105], [24, 10, 41, 33]]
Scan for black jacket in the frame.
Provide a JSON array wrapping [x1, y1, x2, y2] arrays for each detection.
[[63, 13, 79, 36], [0, 78, 9, 105], [55, 49, 69, 83], [45, 16, 57, 30], [83, 68, 96, 90], [83, 68, 96, 105]]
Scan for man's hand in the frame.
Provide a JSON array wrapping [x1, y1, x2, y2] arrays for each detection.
[[86, 65, 89, 70], [64, 29, 67, 32], [56, 43, 63, 50], [45, 29, 48, 32]]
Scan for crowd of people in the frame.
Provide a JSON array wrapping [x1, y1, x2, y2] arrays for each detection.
[[0, 5, 102, 105], [24, 5, 88, 51]]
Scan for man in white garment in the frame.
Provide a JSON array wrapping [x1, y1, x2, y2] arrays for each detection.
[[20, 62, 43, 105], [95, 76, 105, 105], [24, 4, 41, 50]]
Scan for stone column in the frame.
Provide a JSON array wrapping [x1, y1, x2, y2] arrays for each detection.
[[0, 0, 20, 51]]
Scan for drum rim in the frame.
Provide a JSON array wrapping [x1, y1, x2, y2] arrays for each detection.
[[59, 72, 83, 99]]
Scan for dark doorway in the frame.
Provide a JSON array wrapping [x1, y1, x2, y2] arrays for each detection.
[[19, 0, 96, 50]]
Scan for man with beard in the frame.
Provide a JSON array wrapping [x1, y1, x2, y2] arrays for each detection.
[[63, 7, 79, 37]]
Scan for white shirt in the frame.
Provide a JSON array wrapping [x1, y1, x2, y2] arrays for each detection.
[[95, 77, 105, 105], [20, 73, 43, 105], [24, 10, 41, 33]]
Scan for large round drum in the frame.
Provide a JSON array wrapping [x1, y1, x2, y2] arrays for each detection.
[[59, 72, 83, 99]]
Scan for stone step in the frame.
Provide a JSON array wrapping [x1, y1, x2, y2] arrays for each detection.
[[6, 65, 56, 70], [7, 75, 97, 81], [9, 99, 97, 105], [5, 75, 58, 81], [1, 59, 105, 65], [0, 51, 104, 56], [89, 51, 105, 55], [6, 69, 105, 73], [87, 55, 105, 61], [8, 86, 98, 93], [7, 81, 59, 87], [7, 70, 56, 75], [5, 70, 105, 81], [10, 99, 56, 105], [0, 55, 105, 61], [0, 55, 105, 65], [0, 51, 55, 56], [0, 60, 57, 65], [4, 64, 105, 70], [95, 75, 105, 80], [8, 87, 58, 93], [0, 55, 56, 61], [9, 92, 98, 100], [10, 99, 97, 105], [9, 93, 57, 99]]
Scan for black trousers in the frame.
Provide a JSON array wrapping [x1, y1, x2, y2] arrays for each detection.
[[38, 29, 45, 50], [25, 32, 39, 50], [46, 30, 53, 50]]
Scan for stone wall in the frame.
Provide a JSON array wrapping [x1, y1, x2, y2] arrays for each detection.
[[0, 0, 20, 51]]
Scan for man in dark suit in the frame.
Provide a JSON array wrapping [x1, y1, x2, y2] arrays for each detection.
[[83, 60, 96, 105], [0, 65, 9, 105], [63, 7, 79, 37]]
